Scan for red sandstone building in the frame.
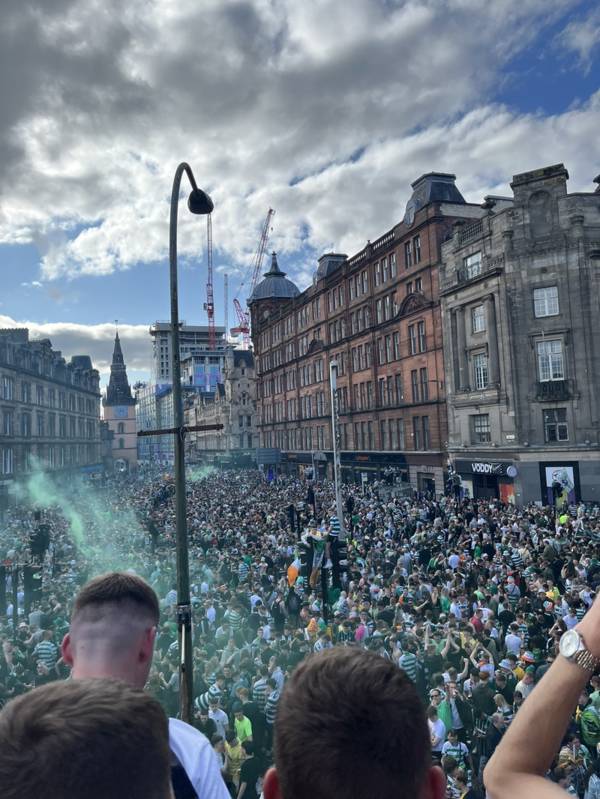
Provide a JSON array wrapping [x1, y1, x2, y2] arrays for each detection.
[[249, 173, 481, 492]]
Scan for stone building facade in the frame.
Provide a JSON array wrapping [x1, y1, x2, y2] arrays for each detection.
[[102, 332, 137, 472], [440, 164, 600, 504], [185, 349, 257, 464], [0, 329, 102, 510], [249, 174, 482, 491]]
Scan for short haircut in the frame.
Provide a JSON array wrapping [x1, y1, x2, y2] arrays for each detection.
[[274, 648, 430, 799], [72, 572, 160, 625], [0, 679, 170, 799]]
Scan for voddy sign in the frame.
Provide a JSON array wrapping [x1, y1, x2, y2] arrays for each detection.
[[454, 460, 518, 478]]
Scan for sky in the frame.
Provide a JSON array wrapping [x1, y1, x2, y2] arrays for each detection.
[[1, 0, 599, 388]]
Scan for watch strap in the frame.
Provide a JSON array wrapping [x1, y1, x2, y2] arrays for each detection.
[[574, 648, 600, 673]]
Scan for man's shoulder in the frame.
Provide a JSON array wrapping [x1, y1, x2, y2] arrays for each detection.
[[169, 718, 212, 753], [169, 718, 229, 798]]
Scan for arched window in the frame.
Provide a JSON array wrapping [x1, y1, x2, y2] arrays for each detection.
[[117, 422, 125, 434]]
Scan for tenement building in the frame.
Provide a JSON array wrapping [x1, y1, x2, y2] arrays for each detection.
[[0, 329, 102, 511], [249, 174, 482, 492], [184, 349, 257, 467], [440, 163, 600, 504]]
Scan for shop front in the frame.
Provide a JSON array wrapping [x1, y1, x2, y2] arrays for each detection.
[[454, 458, 518, 502]]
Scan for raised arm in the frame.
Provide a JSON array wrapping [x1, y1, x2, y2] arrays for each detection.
[[485, 596, 600, 799]]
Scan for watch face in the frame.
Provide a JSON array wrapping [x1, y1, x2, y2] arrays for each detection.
[[560, 629, 580, 658]]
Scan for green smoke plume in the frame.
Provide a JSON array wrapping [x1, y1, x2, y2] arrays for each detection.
[[12, 465, 146, 574]]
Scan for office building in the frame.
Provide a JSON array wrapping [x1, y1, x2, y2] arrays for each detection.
[[440, 164, 600, 503]]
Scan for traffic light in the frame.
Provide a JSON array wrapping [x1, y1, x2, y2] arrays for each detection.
[[331, 538, 348, 590], [23, 565, 43, 612], [0, 566, 5, 617]]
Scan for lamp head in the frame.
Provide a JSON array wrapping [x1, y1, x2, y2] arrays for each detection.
[[188, 188, 214, 215]]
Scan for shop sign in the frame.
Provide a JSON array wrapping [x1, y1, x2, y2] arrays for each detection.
[[455, 459, 517, 477]]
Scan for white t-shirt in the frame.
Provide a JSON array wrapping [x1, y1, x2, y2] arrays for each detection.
[[169, 718, 230, 799], [428, 718, 446, 752], [505, 633, 522, 655]]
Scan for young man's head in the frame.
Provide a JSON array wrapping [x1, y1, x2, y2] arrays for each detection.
[[61, 572, 160, 688], [264, 647, 444, 799], [0, 678, 172, 799]]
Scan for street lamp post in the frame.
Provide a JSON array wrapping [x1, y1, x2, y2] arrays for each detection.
[[328, 360, 345, 541], [169, 162, 213, 722]]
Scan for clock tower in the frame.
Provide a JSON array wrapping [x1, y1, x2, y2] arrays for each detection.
[[103, 330, 137, 472]]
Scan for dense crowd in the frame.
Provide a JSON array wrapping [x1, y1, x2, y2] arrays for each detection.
[[2, 468, 600, 798]]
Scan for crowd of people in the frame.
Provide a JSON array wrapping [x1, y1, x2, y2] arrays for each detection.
[[2, 467, 600, 798]]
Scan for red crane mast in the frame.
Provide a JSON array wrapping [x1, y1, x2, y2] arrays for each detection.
[[231, 208, 275, 347]]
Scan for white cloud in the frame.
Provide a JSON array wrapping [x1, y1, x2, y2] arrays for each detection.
[[0, 0, 595, 294], [556, 7, 600, 73], [0, 315, 151, 384]]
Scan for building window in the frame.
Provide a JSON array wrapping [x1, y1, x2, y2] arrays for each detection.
[[415, 277, 422, 293], [374, 261, 381, 286], [420, 368, 429, 401], [413, 417, 421, 449], [537, 339, 564, 381], [376, 299, 383, 324], [2, 411, 12, 436], [411, 370, 419, 402], [380, 420, 388, 450], [543, 408, 569, 442], [413, 235, 421, 263], [390, 252, 397, 278], [37, 413, 44, 437], [404, 241, 413, 268], [397, 418, 405, 449], [361, 270, 368, 294], [463, 251, 482, 279], [378, 378, 386, 407], [534, 286, 559, 318], [471, 414, 491, 444], [471, 305, 486, 333], [1, 447, 13, 475], [473, 353, 489, 390], [382, 256, 389, 283], [117, 422, 125, 434], [417, 321, 426, 352], [395, 373, 403, 403], [422, 415, 430, 449], [385, 335, 393, 363], [393, 332, 401, 360], [21, 413, 31, 437], [406, 281, 413, 296], [408, 325, 417, 355]]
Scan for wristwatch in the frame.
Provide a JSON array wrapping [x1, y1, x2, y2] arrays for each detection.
[[559, 629, 600, 673]]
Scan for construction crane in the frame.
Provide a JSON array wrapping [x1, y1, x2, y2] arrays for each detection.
[[204, 214, 216, 350], [231, 208, 275, 347], [223, 274, 229, 344]]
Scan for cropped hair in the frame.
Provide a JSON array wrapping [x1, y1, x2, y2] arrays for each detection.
[[274, 647, 430, 799], [0, 679, 170, 799], [72, 572, 160, 625]]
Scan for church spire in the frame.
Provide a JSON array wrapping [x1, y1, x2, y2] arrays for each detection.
[[105, 329, 135, 406]]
